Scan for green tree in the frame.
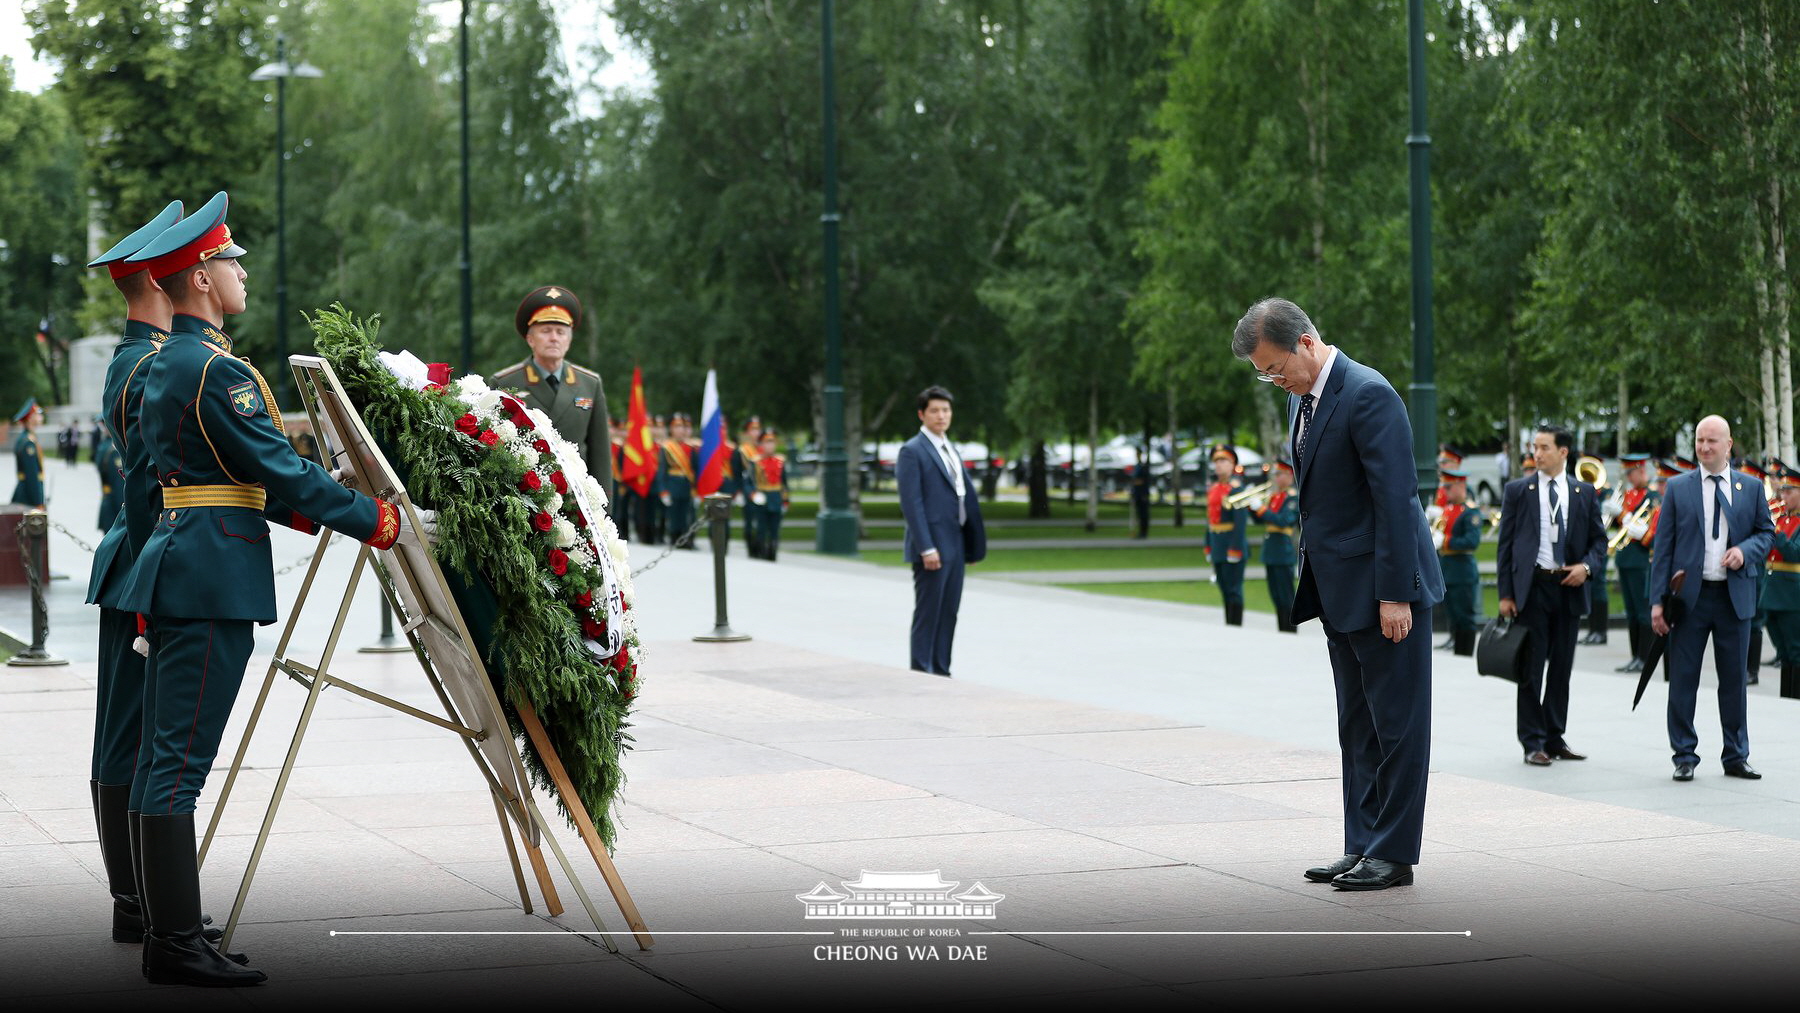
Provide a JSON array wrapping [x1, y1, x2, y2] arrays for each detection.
[[0, 65, 84, 407]]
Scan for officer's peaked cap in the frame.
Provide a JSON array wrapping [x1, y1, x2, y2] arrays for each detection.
[[88, 200, 183, 278]]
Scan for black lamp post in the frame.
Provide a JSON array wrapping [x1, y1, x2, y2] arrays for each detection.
[[1405, 0, 1437, 505], [814, 0, 856, 554], [250, 36, 322, 408]]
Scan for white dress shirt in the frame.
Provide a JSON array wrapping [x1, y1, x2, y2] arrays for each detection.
[[1291, 346, 1339, 458], [1535, 471, 1565, 569], [1701, 465, 1733, 580]]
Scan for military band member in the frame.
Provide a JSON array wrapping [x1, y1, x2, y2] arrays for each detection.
[[659, 412, 698, 548], [1741, 457, 1773, 685], [78, 198, 183, 952], [749, 428, 790, 560], [1433, 468, 1485, 655], [1763, 468, 1800, 699], [1254, 458, 1298, 631], [11, 398, 45, 507], [1583, 472, 1614, 646], [1205, 445, 1250, 626], [117, 192, 401, 987], [646, 413, 669, 544], [1610, 455, 1659, 673], [488, 285, 612, 489], [1434, 444, 1463, 509]]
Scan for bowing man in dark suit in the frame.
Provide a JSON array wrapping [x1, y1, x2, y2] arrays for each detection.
[[1233, 298, 1443, 892], [1650, 415, 1776, 781], [896, 385, 987, 676], [1495, 425, 1608, 767]]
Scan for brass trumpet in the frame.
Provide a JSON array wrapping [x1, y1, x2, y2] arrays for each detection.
[[1224, 481, 1272, 510], [1608, 498, 1653, 553]]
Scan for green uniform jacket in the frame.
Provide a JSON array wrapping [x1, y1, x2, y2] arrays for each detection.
[[1206, 480, 1250, 563], [1614, 487, 1660, 573], [659, 439, 695, 500], [10, 429, 42, 506], [489, 358, 611, 490], [120, 315, 388, 623], [1439, 503, 1483, 587], [1255, 490, 1299, 566], [86, 320, 167, 608], [95, 436, 124, 533], [1761, 517, 1800, 612]]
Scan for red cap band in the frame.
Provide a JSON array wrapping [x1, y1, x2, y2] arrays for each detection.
[[145, 222, 234, 279]]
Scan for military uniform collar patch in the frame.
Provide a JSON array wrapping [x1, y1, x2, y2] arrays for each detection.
[[201, 325, 233, 353]]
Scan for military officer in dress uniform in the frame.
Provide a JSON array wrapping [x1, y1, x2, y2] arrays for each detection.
[[1434, 468, 1485, 656], [748, 427, 789, 560], [488, 285, 612, 489], [733, 416, 765, 557], [1763, 468, 1800, 699], [75, 199, 187, 955], [1253, 458, 1299, 631], [11, 398, 44, 507], [1205, 444, 1250, 626], [659, 412, 698, 548], [117, 192, 402, 988], [1610, 454, 1659, 673]]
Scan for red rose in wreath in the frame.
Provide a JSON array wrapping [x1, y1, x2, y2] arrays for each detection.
[[455, 413, 479, 436], [519, 471, 543, 492], [547, 548, 569, 575], [533, 511, 554, 532]]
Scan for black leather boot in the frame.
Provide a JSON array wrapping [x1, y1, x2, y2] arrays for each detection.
[[97, 783, 145, 943], [1781, 663, 1799, 700], [1453, 628, 1476, 656], [1224, 601, 1243, 626], [139, 813, 265, 987], [1747, 627, 1763, 685]]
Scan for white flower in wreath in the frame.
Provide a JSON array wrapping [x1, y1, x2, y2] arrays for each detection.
[[551, 517, 579, 548], [492, 419, 520, 445], [583, 475, 610, 511], [471, 389, 503, 418], [454, 375, 490, 398]]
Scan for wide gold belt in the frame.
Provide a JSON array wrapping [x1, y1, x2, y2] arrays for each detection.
[[1265, 526, 1294, 535], [1208, 523, 1236, 533], [1771, 561, 1800, 573], [163, 486, 267, 510]]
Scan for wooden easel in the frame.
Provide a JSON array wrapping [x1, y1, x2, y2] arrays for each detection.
[[197, 356, 651, 953]]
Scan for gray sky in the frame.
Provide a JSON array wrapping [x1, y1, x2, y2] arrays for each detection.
[[2, 1, 652, 102]]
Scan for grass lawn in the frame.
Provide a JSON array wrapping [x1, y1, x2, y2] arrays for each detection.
[[854, 546, 1209, 572]]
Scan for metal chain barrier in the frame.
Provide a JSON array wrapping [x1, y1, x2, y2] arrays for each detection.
[[7, 513, 67, 666], [46, 517, 99, 556], [275, 532, 343, 577], [628, 514, 711, 578]]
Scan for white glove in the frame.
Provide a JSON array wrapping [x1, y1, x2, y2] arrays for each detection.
[[1601, 497, 1623, 521], [1431, 529, 1446, 552], [752, 491, 767, 506], [398, 508, 438, 549], [1625, 520, 1648, 541], [1425, 504, 1444, 521]]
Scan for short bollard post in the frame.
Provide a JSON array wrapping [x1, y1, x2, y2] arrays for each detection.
[[359, 597, 411, 654], [693, 494, 750, 642], [8, 512, 68, 667]]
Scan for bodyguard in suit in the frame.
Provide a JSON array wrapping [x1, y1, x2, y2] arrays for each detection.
[[1496, 425, 1607, 766], [897, 385, 987, 676], [1649, 415, 1776, 781], [119, 192, 401, 986], [1233, 297, 1442, 892], [489, 285, 612, 488], [80, 197, 181, 950]]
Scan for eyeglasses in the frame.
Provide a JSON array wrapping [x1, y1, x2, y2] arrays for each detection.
[[1252, 352, 1292, 383]]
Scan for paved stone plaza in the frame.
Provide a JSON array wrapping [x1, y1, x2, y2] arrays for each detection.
[[5, 452, 1800, 1007]]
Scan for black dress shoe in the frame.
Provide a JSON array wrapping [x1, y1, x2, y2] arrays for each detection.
[[1724, 763, 1762, 780], [1304, 853, 1362, 883], [1331, 858, 1413, 891], [1524, 751, 1553, 766], [1615, 657, 1643, 673], [1673, 763, 1696, 781], [1748, 674, 1759, 686], [1548, 746, 1587, 761]]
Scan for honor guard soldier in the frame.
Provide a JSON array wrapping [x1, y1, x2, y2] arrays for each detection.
[[11, 398, 44, 506], [749, 427, 790, 559], [734, 416, 765, 557], [1740, 457, 1774, 685], [659, 411, 698, 547], [1432, 467, 1485, 655], [117, 192, 403, 987], [1253, 458, 1299, 631], [489, 285, 612, 489], [78, 199, 183, 952], [1762, 465, 1800, 698], [1205, 444, 1250, 626], [1610, 454, 1659, 672]]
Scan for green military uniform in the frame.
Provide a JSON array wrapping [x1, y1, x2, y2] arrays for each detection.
[[118, 191, 397, 987], [1205, 446, 1250, 626], [488, 285, 612, 490], [96, 433, 125, 532], [735, 435, 765, 558], [1740, 459, 1773, 685], [658, 419, 697, 548], [11, 398, 43, 507], [1610, 456, 1659, 673], [1436, 471, 1484, 656], [1254, 461, 1298, 632], [748, 436, 789, 560], [1763, 474, 1800, 698]]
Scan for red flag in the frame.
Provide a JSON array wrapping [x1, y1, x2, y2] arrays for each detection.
[[620, 366, 657, 497]]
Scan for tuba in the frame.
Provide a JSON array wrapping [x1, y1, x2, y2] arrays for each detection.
[[1575, 455, 1608, 490]]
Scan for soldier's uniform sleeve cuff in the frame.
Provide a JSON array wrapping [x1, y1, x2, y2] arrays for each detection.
[[366, 500, 401, 550], [286, 512, 318, 535]]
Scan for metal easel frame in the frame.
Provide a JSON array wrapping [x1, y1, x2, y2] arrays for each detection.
[[196, 355, 652, 953]]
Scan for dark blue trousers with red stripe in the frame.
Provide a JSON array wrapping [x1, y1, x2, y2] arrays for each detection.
[[129, 617, 255, 816], [94, 607, 147, 785]]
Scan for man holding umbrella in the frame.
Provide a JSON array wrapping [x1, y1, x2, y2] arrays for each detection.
[[1648, 415, 1775, 782]]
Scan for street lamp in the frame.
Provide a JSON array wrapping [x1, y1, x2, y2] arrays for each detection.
[[250, 36, 323, 408]]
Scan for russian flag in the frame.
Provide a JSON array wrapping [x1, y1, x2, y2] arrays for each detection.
[[695, 369, 729, 496]]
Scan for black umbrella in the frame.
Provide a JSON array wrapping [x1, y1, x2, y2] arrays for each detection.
[[1634, 570, 1687, 710]]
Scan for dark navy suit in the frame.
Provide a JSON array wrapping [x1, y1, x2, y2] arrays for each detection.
[[1288, 352, 1443, 866], [897, 432, 986, 674], [1495, 471, 1608, 754], [1649, 467, 1775, 769]]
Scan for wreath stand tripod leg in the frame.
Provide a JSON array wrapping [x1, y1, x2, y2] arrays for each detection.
[[200, 526, 338, 870], [515, 701, 654, 951], [490, 788, 564, 917]]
